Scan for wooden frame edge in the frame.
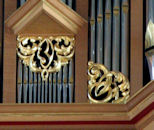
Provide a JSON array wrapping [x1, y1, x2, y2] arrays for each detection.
[[0, 81, 153, 122], [130, 0, 143, 95]]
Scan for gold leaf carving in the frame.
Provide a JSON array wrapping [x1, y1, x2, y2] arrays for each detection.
[[88, 61, 130, 104], [17, 36, 75, 81]]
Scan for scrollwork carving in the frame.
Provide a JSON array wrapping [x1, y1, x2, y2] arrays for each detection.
[[17, 36, 75, 81], [88, 61, 130, 104]]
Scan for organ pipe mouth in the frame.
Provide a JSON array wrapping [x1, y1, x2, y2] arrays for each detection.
[[113, 7, 120, 16]]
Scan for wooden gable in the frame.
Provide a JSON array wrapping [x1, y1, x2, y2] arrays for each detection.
[[6, 0, 86, 36]]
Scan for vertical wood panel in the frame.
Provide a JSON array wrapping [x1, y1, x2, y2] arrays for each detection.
[[3, 27, 17, 103], [75, 25, 88, 103], [130, 0, 143, 95], [3, 0, 17, 103], [0, 0, 3, 66], [75, 0, 88, 103], [4, 0, 17, 20], [76, 0, 88, 20], [0, 0, 3, 102]]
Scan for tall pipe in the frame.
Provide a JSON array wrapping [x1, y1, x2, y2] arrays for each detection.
[[33, 73, 37, 103], [67, 0, 74, 103], [53, 73, 57, 103], [23, 65, 28, 103], [90, 0, 96, 62], [49, 74, 53, 103], [17, 60, 23, 103], [45, 79, 48, 103], [68, 59, 74, 103], [121, 0, 129, 77], [96, 0, 103, 64], [63, 65, 68, 103], [104, 0, 112, 70], [112, 0, 120, 71], [41, 80, 45, 103], [37, 74, 41, 103], [29, 69, 33, 103], [57, 69, 62, 103]]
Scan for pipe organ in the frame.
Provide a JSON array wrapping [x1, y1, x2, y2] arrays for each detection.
[[16, 0, 131, 104], [16, 0, 76, 103], [0, 0, 153, 129]]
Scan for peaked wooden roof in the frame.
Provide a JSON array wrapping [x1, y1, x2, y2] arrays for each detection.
[[6, 0, 87, 35]]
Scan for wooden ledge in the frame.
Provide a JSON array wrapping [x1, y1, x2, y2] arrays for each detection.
[[0, 81, 153, 123], [0, 81, 153, 129]]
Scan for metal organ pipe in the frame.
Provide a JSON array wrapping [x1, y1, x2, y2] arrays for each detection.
[[96, 0, 103, 64], [90, 0, 96, 62], [112, 0, 120, 72], [17, 60, 23, 103], [104, 0, 112, 70], [147, 0, 154, 22], [121, 0, 129, 77], [89, 0, 130, 77]]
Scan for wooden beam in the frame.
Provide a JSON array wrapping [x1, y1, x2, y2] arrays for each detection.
[[4, 0, 17, 20], [76, 0, 88, 20], [3, 26, 17, 103], [3, 0, 17, 103], [130, 0, 143, 96], [0, 125, 136, 130], [75, 24, 88, 103], [0, 81, 153, 121], [75, 0, 88, 102]]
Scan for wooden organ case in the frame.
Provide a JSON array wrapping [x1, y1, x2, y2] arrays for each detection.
[[0, 0, 153, 129], [3, 0, 88, 103]]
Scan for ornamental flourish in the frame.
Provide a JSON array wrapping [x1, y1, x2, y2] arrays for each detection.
[[88, 61, 130, 104], [17, 36, 75, 81]]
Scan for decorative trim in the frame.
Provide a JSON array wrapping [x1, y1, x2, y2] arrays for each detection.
[[88, 61, 130, 104], [17, 36, 75, 80], [0, 103, 153, 125]]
